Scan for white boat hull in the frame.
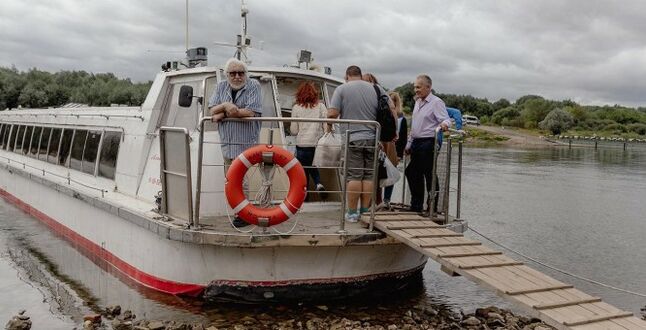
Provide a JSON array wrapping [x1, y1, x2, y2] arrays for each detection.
[[0, 166, 428, 301]]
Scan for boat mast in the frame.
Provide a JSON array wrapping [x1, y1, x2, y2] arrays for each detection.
[[235, 0, 251, 63], [185, 0, 189, 51]]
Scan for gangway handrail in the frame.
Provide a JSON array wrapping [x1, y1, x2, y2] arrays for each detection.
[[426, 126, 466, 223], [195, 116, 382, 233]]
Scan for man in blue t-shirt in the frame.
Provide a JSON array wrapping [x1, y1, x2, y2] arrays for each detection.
[[437, 107, 463, 147]]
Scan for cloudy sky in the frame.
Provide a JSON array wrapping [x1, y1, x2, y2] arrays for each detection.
[[2, 0, 646, 107]]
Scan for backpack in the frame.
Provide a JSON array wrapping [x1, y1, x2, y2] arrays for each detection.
[[373, 84, 396, 142]]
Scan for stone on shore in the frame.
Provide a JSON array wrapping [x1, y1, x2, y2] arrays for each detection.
[[5, 311, 31, 330]]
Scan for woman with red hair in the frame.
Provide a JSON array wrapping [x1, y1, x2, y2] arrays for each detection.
[[290, 81, 327, 192]]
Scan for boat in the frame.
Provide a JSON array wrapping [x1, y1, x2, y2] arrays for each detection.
[[0, 3, 465, 302]]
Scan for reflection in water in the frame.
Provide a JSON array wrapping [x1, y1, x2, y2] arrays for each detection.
[[0, 145, 645, 325]]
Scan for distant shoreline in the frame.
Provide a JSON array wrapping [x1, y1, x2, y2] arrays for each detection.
[[464, 125, 559, 148]]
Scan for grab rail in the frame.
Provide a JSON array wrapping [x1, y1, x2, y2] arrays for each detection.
[[428, 127, 466, 223], [0, 154, 109, 197]]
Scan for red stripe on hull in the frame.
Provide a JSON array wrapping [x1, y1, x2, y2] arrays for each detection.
[[0, 188, 205, 297]]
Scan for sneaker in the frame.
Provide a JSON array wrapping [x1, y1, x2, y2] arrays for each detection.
[[232, 217, 250, 228], [345, 212, 360, 223], [315, 183, 325, 191]]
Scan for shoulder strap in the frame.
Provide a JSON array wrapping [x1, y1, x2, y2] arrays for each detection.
[[373, 84, 382, 98]]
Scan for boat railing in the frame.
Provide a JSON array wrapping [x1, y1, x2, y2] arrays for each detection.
[[159, 118, 466, 234], [191, 116, 383, 234], [0, 154, 109, 197]]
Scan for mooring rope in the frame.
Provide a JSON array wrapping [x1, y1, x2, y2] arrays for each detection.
[[468, 226, 646, 298]]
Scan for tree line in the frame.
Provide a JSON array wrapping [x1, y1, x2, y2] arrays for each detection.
[[2, 66, 645, 137], [393, 83, 646, 137], [0, 66, 151, 109]]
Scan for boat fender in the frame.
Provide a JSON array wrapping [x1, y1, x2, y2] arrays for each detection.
[[225, 145, 307, 226]]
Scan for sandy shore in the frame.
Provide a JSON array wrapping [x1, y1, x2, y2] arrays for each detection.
[[465, 125, 561, 148]]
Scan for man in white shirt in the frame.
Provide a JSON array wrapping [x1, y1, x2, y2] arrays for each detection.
[[405, 75, 450, 213]]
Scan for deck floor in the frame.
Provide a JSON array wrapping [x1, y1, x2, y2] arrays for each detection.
[[198, 207, 370, 235], [367, 212, 646, 330]]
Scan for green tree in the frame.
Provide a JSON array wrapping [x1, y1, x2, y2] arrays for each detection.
[[515, 94, 544, 105], [491, 107, 521, 125], [520, 98, 554, 128], [539, 108, 574, 135], [394, 82, 415, 110], [18, 82, 48, 108], [493, 98, 511, 111]]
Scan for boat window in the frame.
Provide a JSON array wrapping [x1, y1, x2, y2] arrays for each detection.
[[0, 124, 4, 149], [29, 126, 42, 157], [38, 127, 51, 161], [22, 126, 33, 155], [70, 130, 87, 171], [82, 130, 102, 175], [98, 131, 121, 179], [275, 76, 324, 118], [47, 128, 62, 164], [3, 125, 13, 150], [1, 125, 9, 149], [203, 76, 218, 117], [325, 83, 338, 106], [257, 78, 278, 128], [58, 129, 74, 166], [7, 125, 17, 152], [14, 125, 26, 153], [162, 82, 200, 131], [202, 76, 219, 131]]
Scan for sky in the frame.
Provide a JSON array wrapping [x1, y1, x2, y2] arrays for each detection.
[[1, 0, 646, 107]]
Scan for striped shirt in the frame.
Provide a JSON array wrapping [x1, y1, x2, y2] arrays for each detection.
[[208, 79, 262, 159]]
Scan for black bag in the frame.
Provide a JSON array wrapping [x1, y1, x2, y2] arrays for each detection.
[[377, 152, 388, 181], [373, 84, 396, 142]]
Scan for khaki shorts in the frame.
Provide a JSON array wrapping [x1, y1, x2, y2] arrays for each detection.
[[346, 139, 377, 181]]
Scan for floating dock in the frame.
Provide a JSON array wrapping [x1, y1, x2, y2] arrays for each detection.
[[365, 212, 646, 330]]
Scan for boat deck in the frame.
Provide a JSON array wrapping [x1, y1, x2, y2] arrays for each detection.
[[198, 209, 370, 236], [367, 212, 646, 330]]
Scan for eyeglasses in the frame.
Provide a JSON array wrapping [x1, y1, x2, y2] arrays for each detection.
[[228, 71, 245, 77]]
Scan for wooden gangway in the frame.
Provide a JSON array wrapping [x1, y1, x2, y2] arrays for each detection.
[[366, 212, 646, 330]]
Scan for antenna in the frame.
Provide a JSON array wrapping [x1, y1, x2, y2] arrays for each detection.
[[213, 0, 261, 64], [185, 0, 189, 51]]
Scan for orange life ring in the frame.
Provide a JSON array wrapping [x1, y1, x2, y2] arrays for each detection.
[[225, 145, 307, 226]]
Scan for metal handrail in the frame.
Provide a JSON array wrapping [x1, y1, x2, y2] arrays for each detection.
[[428, 127, 466, 223], [0, 113, 144, 121], [0, 154, 109, 197], [195, 116, 381, 232]]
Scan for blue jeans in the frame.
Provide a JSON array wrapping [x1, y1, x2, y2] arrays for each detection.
[[296, 146, 320, 186]]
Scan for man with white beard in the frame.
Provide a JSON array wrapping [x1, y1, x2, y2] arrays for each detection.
[[208, 58, 262, 227]]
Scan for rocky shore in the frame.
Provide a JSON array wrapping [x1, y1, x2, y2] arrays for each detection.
[[6, 304, 563, 330], [7, 301, 646, 329]]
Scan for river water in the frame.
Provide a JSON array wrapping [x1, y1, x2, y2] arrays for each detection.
[[1, 145, 645, 327]]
